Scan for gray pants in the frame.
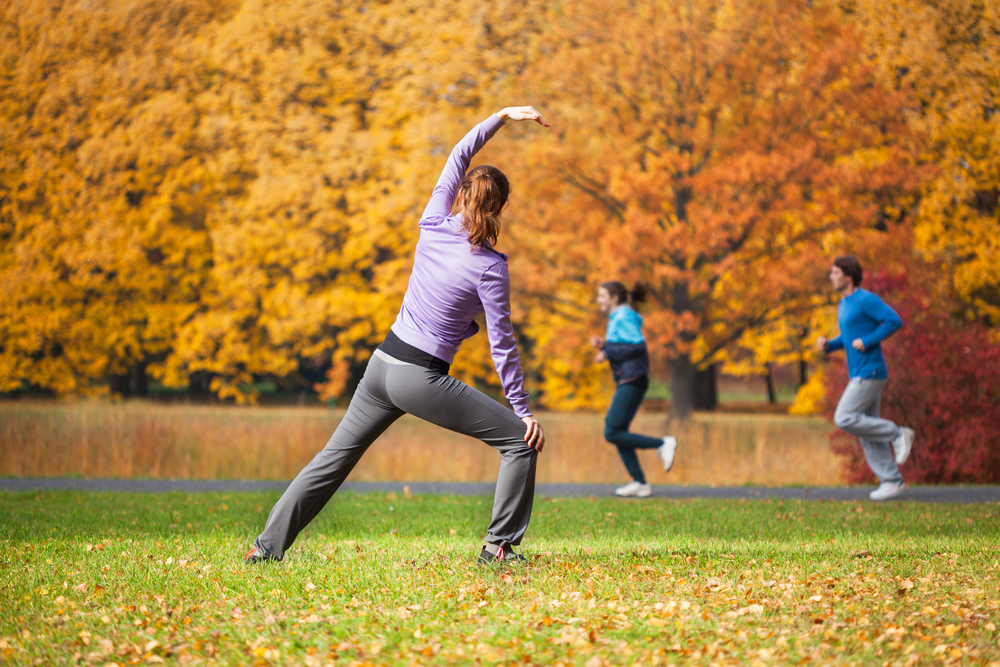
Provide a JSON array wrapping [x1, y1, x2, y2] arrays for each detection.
[[833, 378, 903, 484], [255, 351, 538, 558]]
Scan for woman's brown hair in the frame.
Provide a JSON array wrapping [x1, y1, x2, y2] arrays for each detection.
[[458, 165, 510, 250], [601, 280, 649, 307]]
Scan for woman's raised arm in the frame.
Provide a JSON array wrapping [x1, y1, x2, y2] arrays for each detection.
[[419, 107, 548, 227]]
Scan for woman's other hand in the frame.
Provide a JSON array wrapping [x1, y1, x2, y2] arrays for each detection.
[[498, 106, 550, 127], [522, 417, 545, 452]]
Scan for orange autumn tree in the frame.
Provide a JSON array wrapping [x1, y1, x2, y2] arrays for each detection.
[[505, 0, 924, 418]]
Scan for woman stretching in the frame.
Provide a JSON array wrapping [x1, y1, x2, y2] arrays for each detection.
[[246, 107, 549, 565], [590, 281, 677, 497]]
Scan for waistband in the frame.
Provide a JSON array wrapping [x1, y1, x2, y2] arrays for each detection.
[[377, 329, 451, 374]]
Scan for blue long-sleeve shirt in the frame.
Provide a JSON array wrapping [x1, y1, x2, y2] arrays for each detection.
[[826, 288, 903, 379]]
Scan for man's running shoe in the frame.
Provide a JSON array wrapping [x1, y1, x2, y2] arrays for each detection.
[[893, 427, 915, 466], [869, 481, 906, 501]]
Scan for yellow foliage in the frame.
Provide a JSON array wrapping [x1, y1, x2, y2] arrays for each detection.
[[0, 0, 550, 402], [789, 365, 827, 416]]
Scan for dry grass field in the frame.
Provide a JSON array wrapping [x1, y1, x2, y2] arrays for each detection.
[[0, 401, 842, 486]]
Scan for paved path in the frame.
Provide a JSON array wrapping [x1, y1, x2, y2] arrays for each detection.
[[2, 478, 999, 503]]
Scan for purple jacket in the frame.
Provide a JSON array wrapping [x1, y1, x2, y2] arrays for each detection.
[[390, 114, 531, 418]]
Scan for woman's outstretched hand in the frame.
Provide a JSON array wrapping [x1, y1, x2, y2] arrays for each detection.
[[522, 416, 546, 452], [498, 106, 550, 127]]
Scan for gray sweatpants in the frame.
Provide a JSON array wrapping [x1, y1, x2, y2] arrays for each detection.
[[833, 377, 903, 484], [254, 350, 538, 558]]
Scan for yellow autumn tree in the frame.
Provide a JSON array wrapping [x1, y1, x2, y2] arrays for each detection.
[[0, 0, 551, 402], [0, 0, 232, 396]]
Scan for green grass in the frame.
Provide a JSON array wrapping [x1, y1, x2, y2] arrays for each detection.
[[1, 492, 998, 666]]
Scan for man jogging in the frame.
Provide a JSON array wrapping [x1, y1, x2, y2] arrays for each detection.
[[817, 255, 915, 501]]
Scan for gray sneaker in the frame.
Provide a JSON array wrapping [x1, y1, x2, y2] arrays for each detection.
[[869, 481, 906, 501], [893, 427, 915, 466]]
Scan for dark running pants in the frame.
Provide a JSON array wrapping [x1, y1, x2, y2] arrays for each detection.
[[604, 375, 662, 484], [254, 351, 538, 558]]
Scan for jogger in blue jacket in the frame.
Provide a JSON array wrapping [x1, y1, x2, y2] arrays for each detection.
[[591, 281, 678, 497], [817, 256, 915, 501]]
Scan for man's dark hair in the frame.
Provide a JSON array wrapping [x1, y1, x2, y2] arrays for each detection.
[[834, 255, 863, 287]]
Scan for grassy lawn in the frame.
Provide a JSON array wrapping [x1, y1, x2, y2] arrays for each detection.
[[1, 491, 998, 666]]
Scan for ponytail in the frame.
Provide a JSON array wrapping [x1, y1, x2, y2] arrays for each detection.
[[601, 280, 649, 308], [630, 280, 649, 305], [458, 165, 510, 250]]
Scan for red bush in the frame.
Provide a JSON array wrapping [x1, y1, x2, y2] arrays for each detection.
[[824, 271, 1000, 484]]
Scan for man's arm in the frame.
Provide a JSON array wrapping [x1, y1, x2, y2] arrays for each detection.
[[860, 294, 903, 350], [818, 335, 844, 353]]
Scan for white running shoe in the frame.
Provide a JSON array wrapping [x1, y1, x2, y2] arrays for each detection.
[[893, 427, 915, 466], [658, 436, 677, 472], [615, 481, 652, 497], [869, 481, 906, 501]]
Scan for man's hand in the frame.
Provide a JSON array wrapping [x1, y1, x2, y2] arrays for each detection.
[[498, 106, 550, 127], [590, 335, 605, 349], [593, 350, 607, 364], [816, 336, 828, 352], [522, 417, 545, 452], [852, 338, 866, 351]]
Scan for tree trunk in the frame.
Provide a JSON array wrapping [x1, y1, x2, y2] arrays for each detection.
[[799, 359, 809, 387], [765, 363, 777, 404], [694, 362, 718, 411], [669, 355, 695, 421], [108, 373, 130, 396], [669, 357, 718, 420], [130, 362, 148, 397]]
